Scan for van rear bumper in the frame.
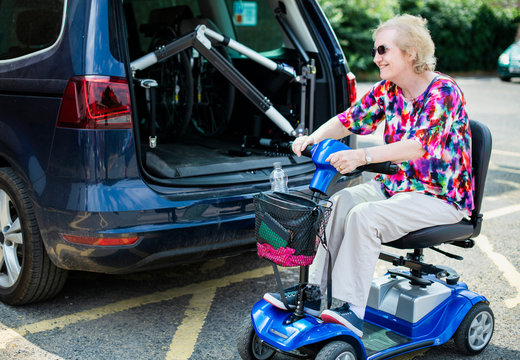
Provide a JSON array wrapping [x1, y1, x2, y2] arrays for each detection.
[[36, 173, 360, 274], [41, 209, 257, 274]]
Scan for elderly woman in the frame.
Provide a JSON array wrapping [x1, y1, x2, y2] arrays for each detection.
[[263, 14, 473, 337]]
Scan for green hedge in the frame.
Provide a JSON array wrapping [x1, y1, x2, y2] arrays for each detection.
[[321, 0, 520, 77]]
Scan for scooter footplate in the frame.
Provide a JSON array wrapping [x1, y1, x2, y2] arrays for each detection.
[[362, 322, 411, 357]]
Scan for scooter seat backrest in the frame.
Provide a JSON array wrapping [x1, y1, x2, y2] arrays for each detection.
[[385, 119, 492, 250], [469, 119, 493, 223]]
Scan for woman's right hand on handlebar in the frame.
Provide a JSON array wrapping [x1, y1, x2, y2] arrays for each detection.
[[292, 135, 317, 157]]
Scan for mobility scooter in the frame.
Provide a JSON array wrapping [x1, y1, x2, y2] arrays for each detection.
[[238, 120, 493, 359]]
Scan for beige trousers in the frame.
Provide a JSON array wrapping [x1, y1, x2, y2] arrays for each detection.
[[309, 179, 465, 308]]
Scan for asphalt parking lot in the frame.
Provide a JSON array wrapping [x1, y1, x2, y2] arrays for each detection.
[[1, 76, 519, 360]]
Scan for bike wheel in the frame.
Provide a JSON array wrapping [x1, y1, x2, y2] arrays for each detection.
[[146, 32, 194, 138], [191, 46, 235, 137]]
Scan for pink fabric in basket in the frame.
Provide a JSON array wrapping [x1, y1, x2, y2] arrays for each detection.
[[257, 242, 314, 266]]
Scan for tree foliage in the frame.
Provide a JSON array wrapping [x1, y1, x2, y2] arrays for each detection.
[[320, 0, 520, 76]]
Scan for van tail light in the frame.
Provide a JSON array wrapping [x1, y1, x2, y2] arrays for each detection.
[[57, 76, 133, 129], [61, 234, 140, 246], [346, 71, 357, 105]]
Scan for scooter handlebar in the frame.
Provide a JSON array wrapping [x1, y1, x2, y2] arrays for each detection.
[[300, 144, 314, 158], [353, 162, 398, 175], [289, 142, 398, 175]]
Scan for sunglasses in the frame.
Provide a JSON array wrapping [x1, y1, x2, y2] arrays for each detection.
[[371, 45, 392, 57]]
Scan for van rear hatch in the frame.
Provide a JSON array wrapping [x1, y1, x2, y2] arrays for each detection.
[[115, 0, 354, 188]]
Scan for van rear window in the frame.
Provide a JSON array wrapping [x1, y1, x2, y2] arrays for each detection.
[[0, 0, 64, 60], [226, 0, 283, 53], [122, 0, 284, 58]]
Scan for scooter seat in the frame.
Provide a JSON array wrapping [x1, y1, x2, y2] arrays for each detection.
[[385, 219, 474, 249]]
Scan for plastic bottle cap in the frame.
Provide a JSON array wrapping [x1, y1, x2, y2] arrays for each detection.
[[273, 162, 281, 168]]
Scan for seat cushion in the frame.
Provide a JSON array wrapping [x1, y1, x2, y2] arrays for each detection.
[[385, 219, 474, 249]]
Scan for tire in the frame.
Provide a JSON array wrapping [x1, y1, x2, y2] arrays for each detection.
[[154, 49, 194, 137], [0, 168, 67, 305], [191, 46, 235, 137], [499, 76, 511, 82], [144, 30, 194, 139], [237, 317, 275, 360], [315, 341, 358, 360], [453, 302, 494, 355]]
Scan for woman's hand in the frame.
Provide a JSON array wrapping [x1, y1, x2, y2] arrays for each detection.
[[292, 135, 317, 157], [326, 149, 366, 174]]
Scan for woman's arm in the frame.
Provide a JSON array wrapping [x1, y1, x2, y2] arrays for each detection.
[[292, 116, 352, 156], [327, 139, 426, 174]]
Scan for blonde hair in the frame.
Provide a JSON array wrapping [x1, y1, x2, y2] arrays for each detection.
[[373, 14, 436, 74]]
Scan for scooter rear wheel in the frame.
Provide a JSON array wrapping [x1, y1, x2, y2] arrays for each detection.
[[315, 341, 357, 360], [453, 302, 494, 355], [237, 317, 275, 360]]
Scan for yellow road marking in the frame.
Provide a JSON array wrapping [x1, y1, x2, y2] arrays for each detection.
[[15, 266, 275, 336], [199, 257, 227, 273], [166, 288, 217, 360], [6, 199, 520, 359]]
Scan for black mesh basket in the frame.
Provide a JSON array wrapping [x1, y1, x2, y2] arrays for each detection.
[[253, 191, 332, 267]]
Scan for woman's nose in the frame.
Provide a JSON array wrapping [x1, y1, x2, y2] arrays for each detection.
[[373, 52, 381, 64]]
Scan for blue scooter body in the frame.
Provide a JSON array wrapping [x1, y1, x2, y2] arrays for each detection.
[[250, 138, 490, 359], [252, 276, 488, 359], [252, 299, 366, 358]]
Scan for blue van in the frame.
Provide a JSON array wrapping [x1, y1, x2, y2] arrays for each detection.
[[0, 0, 358, 304]]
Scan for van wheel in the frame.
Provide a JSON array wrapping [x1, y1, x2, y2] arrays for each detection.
[[315, 341, 357, 360], [0, 168, 67, 305], [453, 302, 494, 355]]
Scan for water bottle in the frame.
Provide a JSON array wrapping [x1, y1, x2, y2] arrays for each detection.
[[270, 162, 288, 192]]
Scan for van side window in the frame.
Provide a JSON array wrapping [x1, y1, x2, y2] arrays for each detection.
[[226, 0, 283, 53], [0, 0, 64, 60]]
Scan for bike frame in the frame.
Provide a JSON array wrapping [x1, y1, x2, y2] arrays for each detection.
[[130, 24, 314, 136]]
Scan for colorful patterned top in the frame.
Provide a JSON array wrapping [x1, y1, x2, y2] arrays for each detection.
[[337, 74, 474, 216]]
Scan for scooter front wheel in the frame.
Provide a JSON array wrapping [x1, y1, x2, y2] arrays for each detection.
[[453, 302, 494, 355], [237, 317, 276, 360], [315, 341, 357, 360]]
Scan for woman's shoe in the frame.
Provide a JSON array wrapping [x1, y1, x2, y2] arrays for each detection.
[[263, 285, 322, 316]]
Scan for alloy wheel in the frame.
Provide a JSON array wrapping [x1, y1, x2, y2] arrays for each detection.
[[468, 310, 494, 351], [0, 189, 23, 288]]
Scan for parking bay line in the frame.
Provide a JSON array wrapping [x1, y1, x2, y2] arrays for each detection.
[[478, 204, 520, 308], [165, 287, 217, 360], [14, 265, 275, 337], [493, 149, 520, 158], [9, 202, 520, 358]]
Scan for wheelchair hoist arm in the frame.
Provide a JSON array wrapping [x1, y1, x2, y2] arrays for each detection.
[[130, 25, 297, 136]]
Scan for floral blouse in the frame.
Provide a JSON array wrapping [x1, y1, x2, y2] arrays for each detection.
[[337, 74, 474, 216]]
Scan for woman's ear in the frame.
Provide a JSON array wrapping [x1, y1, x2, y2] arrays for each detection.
[[409, 48, 418, 61]]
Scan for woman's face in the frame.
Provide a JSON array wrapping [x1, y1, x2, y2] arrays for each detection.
[[373, 29, 414, 83]]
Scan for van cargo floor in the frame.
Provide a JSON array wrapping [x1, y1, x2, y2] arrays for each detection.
[[142, 138, 304, 179]]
